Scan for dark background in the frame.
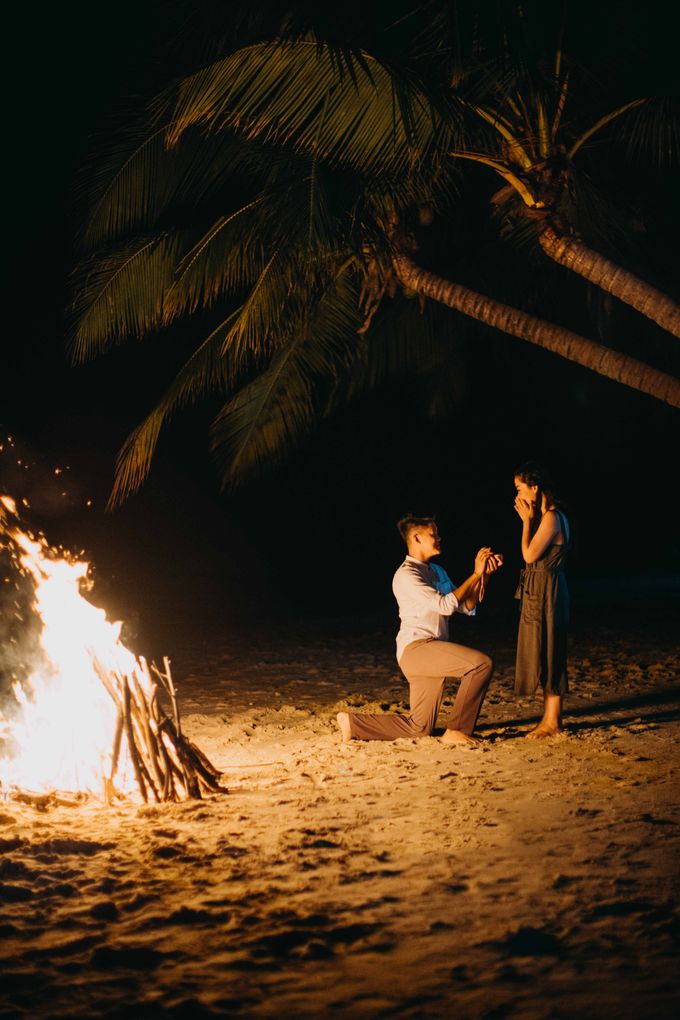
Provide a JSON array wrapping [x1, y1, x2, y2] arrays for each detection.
[[2, 1, 679, 656]]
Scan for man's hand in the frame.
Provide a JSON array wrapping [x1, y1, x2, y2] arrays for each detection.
[[457, 548, 504, 609], [474, 549, 503, 603], [474, 548, 504, 575], [474, 547, 493, 576], [485, 552, 503, 573]]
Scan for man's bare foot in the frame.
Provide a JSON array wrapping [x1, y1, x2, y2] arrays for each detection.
[[336, 712, 353, 743], [441, 728, 478, 746], [524, 722, 563, 740]]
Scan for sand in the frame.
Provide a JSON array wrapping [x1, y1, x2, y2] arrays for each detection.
[[1, 607, 679, 1019]]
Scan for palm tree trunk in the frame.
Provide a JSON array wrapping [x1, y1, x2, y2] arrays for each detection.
[[392, 252, 680, 409], [538, 225, 680, 339]]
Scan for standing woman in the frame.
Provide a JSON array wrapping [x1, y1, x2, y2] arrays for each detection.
[[513, 462, 571, 738]]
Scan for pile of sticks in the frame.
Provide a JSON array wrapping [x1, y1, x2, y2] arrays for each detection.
[[1, 498, 222, 804], [93, 656, 223, 803]]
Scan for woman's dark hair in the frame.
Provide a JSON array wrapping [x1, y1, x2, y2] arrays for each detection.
[[513, 461, 565, 538]]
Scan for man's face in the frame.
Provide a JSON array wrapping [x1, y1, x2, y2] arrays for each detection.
[[415, 524, 441, 560]]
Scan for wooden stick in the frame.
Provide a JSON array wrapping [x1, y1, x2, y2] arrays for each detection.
[[152, 657, 181, 737], [122, 680, 148, 803], [156, 727, 182, 801], [130, 672, 166, 795], [139, 658, 160, 719], [96, 655, 222, 802], [149, 682, 160, 724], [93, 659, 124, 713], [185, 737, 223, 781], [108, 714, 124, 783], [159, 717, 222, 791], [159, 729, 189, 797], [126, 687, 161, 803], [177, 738, 222, 791]]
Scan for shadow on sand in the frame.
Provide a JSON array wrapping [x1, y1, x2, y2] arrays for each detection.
[[476, 687, 680, 738]]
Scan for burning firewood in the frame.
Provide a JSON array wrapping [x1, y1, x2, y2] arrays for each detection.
[[93, 657, 223, 803], [1, 495, 224, 804]]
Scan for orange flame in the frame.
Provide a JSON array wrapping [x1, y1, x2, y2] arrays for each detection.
[[0, 497, 149, 797]]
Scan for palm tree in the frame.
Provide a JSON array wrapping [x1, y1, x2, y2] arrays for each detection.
[[74, 34, 459, 503], [393, 250, 680, 405], [72, 2, 680, 503], [448, 47, 680, 335]]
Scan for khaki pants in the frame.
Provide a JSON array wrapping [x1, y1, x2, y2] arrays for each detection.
[[348, 638, 493, 740]]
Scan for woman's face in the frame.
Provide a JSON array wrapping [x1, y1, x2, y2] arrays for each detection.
[[514, 477, 539, 505]]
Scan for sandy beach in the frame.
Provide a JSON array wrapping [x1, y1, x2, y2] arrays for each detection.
[[1, 0, 679, 1014], [1, 600, 679, 1019]]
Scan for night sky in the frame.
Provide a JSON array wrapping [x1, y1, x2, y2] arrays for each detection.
[[2, 1, 679, 653]]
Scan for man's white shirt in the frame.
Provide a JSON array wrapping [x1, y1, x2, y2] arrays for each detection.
[[392, 555, 476, 663]]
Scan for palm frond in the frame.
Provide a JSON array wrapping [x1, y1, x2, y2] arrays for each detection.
[[108, 304, 245, 507], [82, 125, 178, 249], [162, 37, 458, 177], [449, 151, 539, 207], [163, 154, 361, 326], [109, 240, 321, 504], [82, 121, 273, 250], [619, 95, 680, 168], [70, 234, 184, 362], [568, 98, 646, 159], [210, 273, 362, 485], [219, 252, 291, 364], [109, 409, 166, 511], [559, 169, 644, 259], [465, 103, 533, 169], [162, 199, 268, 322], [303, 158, 345, 255]]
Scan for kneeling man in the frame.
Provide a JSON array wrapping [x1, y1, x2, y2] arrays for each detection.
[[337, 515, 501, 746]]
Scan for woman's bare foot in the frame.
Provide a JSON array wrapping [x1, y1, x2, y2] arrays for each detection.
[[336, 712, 353, 742], [524, 722, 563, 739], [441, 728, 478, 746]]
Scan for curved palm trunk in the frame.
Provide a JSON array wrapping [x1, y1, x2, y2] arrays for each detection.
[[538, 226, 680, 339], [393, 253, 680, 409]]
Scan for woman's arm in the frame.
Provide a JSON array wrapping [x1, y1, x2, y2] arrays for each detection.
[[515, 503, 561, 563]]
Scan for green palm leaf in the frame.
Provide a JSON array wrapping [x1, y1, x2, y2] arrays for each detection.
[[619, 95, 680, 168], [70, 233, 184, 362], [108, 305, 242, 507], [162, 156, 348, 326], [81, 120, 272, 250], [162, 37, 458, 177], [210, 272, 362, 485], [82, 125, 179, 249], [162, 199, 268, 323], [109, 249, 306, 504]]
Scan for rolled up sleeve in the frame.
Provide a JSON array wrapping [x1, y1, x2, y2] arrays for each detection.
[[456, 601, 477, 617]]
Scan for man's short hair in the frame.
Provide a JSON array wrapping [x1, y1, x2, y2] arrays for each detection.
[[397, 514, 436, 545]]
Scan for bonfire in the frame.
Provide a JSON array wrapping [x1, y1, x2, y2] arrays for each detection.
[[0, 496, 223, 805]]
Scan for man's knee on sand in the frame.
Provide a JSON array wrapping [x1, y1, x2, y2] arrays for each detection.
[[410, 718, 436, 738], [341, 712, 435, 741]]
